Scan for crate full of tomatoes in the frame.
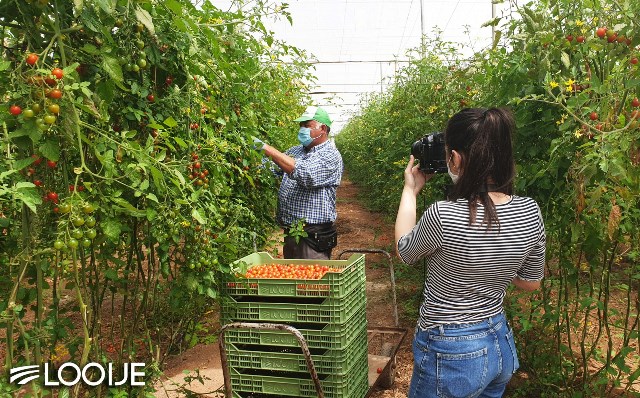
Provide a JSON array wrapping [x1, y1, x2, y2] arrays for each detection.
[[224, 252, 365, 299]]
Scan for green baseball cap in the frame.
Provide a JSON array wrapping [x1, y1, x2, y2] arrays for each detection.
[[294, 106, 332, 127]]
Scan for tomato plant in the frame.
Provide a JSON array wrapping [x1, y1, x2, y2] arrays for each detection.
[[1, 0, 311, 395], [336, 1, 640, 395]]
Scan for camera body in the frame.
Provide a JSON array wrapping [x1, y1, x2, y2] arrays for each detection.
[[411, 132, 447, 173]]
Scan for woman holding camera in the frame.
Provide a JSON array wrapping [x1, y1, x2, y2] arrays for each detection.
[[395, 107, 545, 398]]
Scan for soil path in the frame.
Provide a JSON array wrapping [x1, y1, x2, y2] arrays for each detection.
[[155, 176, 415, 397]]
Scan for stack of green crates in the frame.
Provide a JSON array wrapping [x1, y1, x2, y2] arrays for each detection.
[[221, 252, 369, 398]]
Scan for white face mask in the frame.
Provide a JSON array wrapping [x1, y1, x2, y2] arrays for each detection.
[[447, 156, 459, 184]]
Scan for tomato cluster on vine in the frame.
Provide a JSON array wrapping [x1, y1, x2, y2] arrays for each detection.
[[5, 55, 67, 132], [188, 152, 210, 188], [52, 201, 99, 252]]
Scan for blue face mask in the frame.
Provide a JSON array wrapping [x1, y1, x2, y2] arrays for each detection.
[[297, 127, 313, 147]]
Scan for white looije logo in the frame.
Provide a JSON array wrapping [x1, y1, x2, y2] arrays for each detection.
[[9, 363, 145, 387], [9, 365, 40, 385]]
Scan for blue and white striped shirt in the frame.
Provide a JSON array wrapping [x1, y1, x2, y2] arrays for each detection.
[[276, 141, 343, 226]]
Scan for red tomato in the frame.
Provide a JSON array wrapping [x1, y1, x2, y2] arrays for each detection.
[[51, 68, 64, 79], [9, 105, 22, 116], [26, 53, 39, 65], [48, 89, 63, 99]]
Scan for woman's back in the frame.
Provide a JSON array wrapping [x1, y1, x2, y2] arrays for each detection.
[[398, 195, 545, 328]]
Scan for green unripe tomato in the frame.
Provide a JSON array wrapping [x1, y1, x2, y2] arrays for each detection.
[[23, 109, 35, 118], [43, 114, 56, 125], [136, 39, 145, 49], [85, 216, 96, 227], [82, 238, 92, 248], [137, 58, 147, 69], [82, 203, 94, 214], [85, 228, 97, 240], [68, 238, 79, 249], [59, 203, 72, 214], [72, 216, 85, 227], [54, 240, 65, 250], [71, 229, 83, 239]]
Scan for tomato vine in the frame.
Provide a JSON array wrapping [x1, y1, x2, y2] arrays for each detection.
[[1, 0, 311, 395]]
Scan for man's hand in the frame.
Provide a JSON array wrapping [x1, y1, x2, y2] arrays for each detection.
[[252, 136, 265, 151]]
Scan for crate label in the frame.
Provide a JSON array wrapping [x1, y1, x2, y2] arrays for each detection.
[[261, 333, 296, 345], [263, 380, 300, 395], [259, 284, 295, 295], [260, 308, 297, 321], [262, 357, 297, 371]]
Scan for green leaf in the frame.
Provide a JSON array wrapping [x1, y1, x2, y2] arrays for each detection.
[[149, 166, 163, 190], [145, 208, 157, 222], [9, 124, 42, 143], [96, 0, 115, 14], [173, 170, 186, 185], [0, 60, 11, 71], [174, 137, 187, 148], [163, 116, 178, 128], [102, 219, 122, 241], [146, 193, 158, 203], [82, 44, 99, 55], [13, 157, 35, 172], [73, 0, 83, 12], [560, 52, 570, 69], [135, 6, 156, 35], [104, 269, 119, 280], [191, 208, 206, 224], [101, 55, 126, 89], [39, 140, 61, 161], [166, 0, 182, 15], [15, 186, 42, 214]]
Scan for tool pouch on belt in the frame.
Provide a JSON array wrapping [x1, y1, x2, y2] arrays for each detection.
[[303, 223, 338, 252]]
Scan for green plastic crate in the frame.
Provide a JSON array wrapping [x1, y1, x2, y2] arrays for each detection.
[[222, 309, 367, 350], [225, 252, 365, 298], [221, 285, 366, 324], [225, 323, 368, 375], [229, 348, 369, 398]]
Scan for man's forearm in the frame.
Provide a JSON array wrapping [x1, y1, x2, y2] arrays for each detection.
[[263, 144, 296, 174]]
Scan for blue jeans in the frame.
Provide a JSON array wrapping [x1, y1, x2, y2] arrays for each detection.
[[408, 312, 519, 398]]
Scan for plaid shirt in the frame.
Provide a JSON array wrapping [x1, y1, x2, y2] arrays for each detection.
[[276, 140, 343, 226]]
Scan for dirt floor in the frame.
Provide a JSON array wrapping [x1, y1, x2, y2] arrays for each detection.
[[155, 176, 416, 397]]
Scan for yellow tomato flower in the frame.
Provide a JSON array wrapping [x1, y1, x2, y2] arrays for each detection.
[[428, 105, 437, 114], [574, 129, 583, 138], [576, 20, 584, 27], [549, 81, 559, 89]]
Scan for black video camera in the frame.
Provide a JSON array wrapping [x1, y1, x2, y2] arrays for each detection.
[[411, 132, 447, 174]]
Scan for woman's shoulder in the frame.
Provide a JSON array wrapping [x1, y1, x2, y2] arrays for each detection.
[[509, 195, 542, 212]]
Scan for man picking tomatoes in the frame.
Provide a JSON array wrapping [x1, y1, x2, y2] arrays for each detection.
[[254, 106, 343, 259]]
